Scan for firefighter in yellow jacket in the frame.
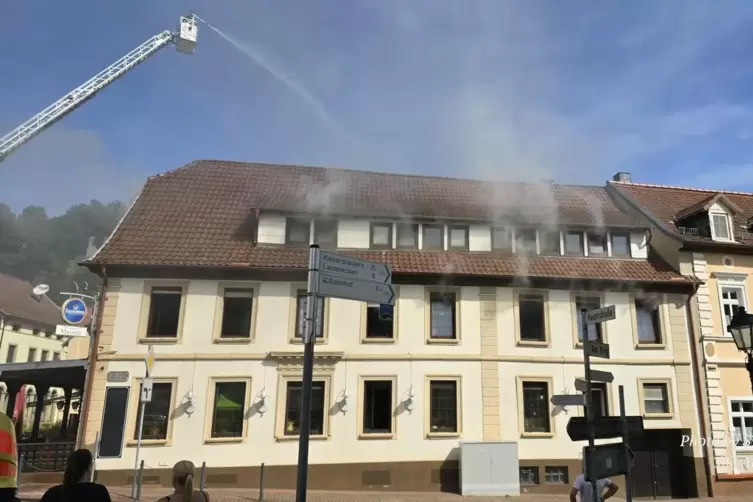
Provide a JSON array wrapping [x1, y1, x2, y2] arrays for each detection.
[[0, 412, 19, 502]]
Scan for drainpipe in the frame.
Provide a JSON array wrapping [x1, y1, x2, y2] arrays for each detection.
[[685, 282, 715, 497], [76, 265, 108, 449]]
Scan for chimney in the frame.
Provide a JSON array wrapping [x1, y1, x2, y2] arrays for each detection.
[[613, 172, 631, 183]]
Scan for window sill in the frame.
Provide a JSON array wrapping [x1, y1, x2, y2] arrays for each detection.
[[643, 412, 674, 420], [139, 337, 179, 344], [426, 432, 460, 439], [362, 338, 396, 344], [358, 433, 395, 440], [126, 439, 170, 447], [635, 342, 666, 350], [214, 337, 253, 344], [517, 340, 549, 348], [520, 432, 554, 439], [276, 435, 329, 442], [289, 338, 328, 345], [426, 338, 460, 345], [204, 437, 245, 444]]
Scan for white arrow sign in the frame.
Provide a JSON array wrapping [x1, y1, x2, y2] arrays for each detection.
[[319, 252, 392, 284], [318, 274, 396, 305]]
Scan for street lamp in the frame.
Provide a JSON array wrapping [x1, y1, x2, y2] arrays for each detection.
[[727, 307, 753, 393]]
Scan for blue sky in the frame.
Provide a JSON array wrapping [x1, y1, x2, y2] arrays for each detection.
[[3, 0, 753, 214]]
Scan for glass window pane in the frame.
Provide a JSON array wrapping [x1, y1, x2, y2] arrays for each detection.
[[295, 293, 324, 338], [423, 225, 444, 249], [588, 233, 606, 255], [211, 382, 246, 438], [575, 297, 602, 341], [430, 293, 456, 339], [284, 381, 325, 436], [636, 298, 661, 344], [371, 224, 391, 247], [220, 289, 253, 338], [565, 232, 584, 255], [712, 214, 730, 240], [519, 295, 545, 341], [492, 227, 513, 251], [397, 224, 417, 248], [522, 382, 550, 433], [449, 227, 468, 249], [610, 233, 630, 257], [429, 381, 457, 433], [515, 229, 537, 253], [135, 383, 172, 440]]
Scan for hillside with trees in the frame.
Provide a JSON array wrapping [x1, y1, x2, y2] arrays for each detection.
[[0, 200, 125, 303]]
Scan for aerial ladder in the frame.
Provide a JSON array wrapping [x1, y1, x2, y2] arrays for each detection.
[[0, 14, 199, 163]]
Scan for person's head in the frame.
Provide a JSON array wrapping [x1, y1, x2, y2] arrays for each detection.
[[172, 460, 196, 501], [63, 449, 93, 489]]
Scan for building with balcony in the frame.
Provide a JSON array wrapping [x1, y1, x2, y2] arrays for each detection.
[[609, 173, 753, 496], [80, 161, 705, 497]]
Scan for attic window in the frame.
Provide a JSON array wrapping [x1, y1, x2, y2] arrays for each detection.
[[710, 213, 732, 242]]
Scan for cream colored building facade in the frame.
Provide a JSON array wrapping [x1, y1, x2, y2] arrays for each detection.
[[610, 176, 753, 497], [83, 208, 705, 494]]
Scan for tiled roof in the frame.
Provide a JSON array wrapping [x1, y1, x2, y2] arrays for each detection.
[[87, 161, 691, 284], [611, 181, 753, 247], [0, 274, 62, 327]]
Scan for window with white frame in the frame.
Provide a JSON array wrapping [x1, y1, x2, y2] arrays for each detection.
[[730, 400, 753, 448], [720, 281, 747, 329], [710, 212, 733, 241]]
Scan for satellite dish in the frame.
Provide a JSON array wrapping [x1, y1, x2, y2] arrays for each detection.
[[32, 284, 50, 296]]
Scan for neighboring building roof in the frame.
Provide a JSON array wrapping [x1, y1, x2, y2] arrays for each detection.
[[0, 274, 61, 328], [86, 160, 692, 285], [610, 181, 753, 248]]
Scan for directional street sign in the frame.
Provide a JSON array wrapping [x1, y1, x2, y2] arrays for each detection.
[[589, 369, 614, 382], [145, 345, 156, 378], [567, 416, 645, 442], [574, 379, 589, 393], [585, 305, 616, 325], [319, 252, 392, 284], [584, 442, 636, 479], [585, 340, 611, 359], [141, 378, 154, 403], [318, 273, 396, 305], [551, 394, 586, 407], [55, 324, 89, 337]]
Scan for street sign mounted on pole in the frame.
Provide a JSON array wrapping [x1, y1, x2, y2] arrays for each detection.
[[567, 416, 645, 442], [583, 442, 635, 479], [551, 394, 586, 407], [141, 378, 153, 403], [318, 274, 396, 305], [585, 305, 616, 325], [145, 345, 156, 378], [319, 251, 392, 284], [585, 340, 611, 359]]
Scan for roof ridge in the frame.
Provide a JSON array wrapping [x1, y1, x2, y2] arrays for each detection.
[[192, 159, 606, 189], [610, 180, 753, 197]]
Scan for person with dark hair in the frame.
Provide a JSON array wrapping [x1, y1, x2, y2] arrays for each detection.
[[157, 460, 210, 502], [40, 448, 111, 502]]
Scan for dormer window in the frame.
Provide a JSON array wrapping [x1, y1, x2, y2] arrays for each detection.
[[564, 231, 584, 256], [515, 229, 537, 254], [396, 223, 418, 249], [710, 212, 733, 242], [314, 219, 337, 247], [286, 218, 310, 246], [422, 224, 444, 250], [587, 233, 607, 255]]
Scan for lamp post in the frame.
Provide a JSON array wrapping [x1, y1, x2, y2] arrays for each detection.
[[727, 307, 753, 393]]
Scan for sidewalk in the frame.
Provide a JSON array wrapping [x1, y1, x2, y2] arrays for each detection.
[[16, 485, 752, 502]]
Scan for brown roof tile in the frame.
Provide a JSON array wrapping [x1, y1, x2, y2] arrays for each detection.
[[0, 274, 62, 327], [87, 161, 690, 284], [612, 181, 753, 247]]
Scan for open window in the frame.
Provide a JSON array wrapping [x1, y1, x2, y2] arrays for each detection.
[[491, 226, 513, 252], [218, 288, 255, 339], [364, 303, 395, 341], [515, 228, 537, 254], [574, 295, 603, 343], [360, 378, 395, 437], [314, 219, 338, 247], [396, 223, 418, 249], [144, 286, 184, 339], [516, 292, 547, 344], [285, 218, 310, 246]]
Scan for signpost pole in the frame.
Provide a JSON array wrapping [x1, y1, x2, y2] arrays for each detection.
[[619, 385, 633, 502], [581, 309, 598, 502], [295, 244, 321, 502], [132, 347, 154, 499]]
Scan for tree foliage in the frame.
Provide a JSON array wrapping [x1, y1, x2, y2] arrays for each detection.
[[0, 200, 125, 303]]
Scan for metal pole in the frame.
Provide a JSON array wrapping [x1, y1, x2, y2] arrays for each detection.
[[200, 461, 206, 491], [259, 462, 265, 502], [135, 459, 144, 501], [76, 292, 100, 449], [131, 400, 146, 498], [581, 309, 598, 502], [619, 385, 633, 502], [90, 431, 100, 482], [295, 244, 320, 502], [16, 452, 24, 487]]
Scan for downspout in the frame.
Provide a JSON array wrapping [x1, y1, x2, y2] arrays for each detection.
[[76, 265, 108, 449], [686, 281, 715, 497]]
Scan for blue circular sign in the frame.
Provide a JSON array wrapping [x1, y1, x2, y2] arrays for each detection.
[[61, 298, 88, 325]]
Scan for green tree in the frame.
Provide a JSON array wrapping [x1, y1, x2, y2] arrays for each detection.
[[0, 200, 125, 303]]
